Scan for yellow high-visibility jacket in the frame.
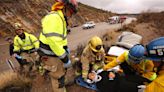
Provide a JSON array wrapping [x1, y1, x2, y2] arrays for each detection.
[[145, 70, 164, 92], [13, 32, 39, 52], [103, 51, 157, 81], [39, 10, 67, 57], [81, 45, 105, 79]]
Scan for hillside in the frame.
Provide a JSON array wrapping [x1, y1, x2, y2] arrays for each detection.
[[137, 12, 164, 36], [0, 0, 115, 37], [112, 11, 164, 45]]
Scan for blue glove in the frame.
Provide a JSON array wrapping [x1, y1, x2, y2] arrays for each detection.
[[15, 54, 23, 59], [64, 59, 72, 68]]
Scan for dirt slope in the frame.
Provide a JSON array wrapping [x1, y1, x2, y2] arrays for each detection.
[[0, 0, 115, 37], [136, 12, 164, 43]]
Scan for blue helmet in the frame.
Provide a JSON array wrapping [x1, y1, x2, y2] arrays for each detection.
[[146, 37, 164, 62], [128, 44, 145, 63]]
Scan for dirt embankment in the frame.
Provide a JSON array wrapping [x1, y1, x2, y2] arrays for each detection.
[[136, 12, 164, 44], [0, 0, 115, 37], [137, 12, 164, 40], [0, 0, 53, 37]]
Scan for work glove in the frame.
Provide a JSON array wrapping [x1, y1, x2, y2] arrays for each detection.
[[13, 54, 23, 59], [138, 85, 146, 92]]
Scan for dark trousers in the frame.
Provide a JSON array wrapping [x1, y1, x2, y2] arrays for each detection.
[[120, 61, 151, 85], [96, 71, 138, 92]]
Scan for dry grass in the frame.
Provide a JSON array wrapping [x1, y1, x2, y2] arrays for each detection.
[[137, 12, 164, 36], [0, 70, 31, 90]]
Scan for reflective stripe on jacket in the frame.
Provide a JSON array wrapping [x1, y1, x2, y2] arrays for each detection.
[[103, 51, 157, 81], [39, 10, 67, 57], [13, 32, 39, 52]]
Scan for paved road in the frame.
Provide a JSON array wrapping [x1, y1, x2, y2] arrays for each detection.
[[67, 22, 120, 50], [68, 17, 135, 50]]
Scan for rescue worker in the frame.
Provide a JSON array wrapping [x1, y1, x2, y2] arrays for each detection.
[[144, 63, 164, 92], [144, 37, 164, 92], [81, 36, 105, 82], [38, 0, 78, 92], [103, 44, 157, 85], [13, 22, 40, 73]]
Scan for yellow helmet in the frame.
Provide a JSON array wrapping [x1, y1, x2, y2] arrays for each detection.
[[89, 36, 103, 52], [14, 22, 23, 30]]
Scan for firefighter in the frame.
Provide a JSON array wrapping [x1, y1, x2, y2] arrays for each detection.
[[13, 22, 40, 73], [38, 0, 78, 92], [144, 37, 164, 92], [103, 44, 157, 85], [81, 36, 105, 82]]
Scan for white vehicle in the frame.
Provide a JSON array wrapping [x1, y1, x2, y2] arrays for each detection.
[[108, 16, 127, 24], [82, 21, 95, 29], [108, 16, 119, 24]]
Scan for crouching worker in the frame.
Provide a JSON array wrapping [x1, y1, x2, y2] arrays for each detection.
[[81, 36, 105, 83], [103, 44, 157, 85], [38, 0, 78, 92], [13, 22, 40, 74]]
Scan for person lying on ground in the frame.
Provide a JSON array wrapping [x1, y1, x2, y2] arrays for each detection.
[[103, 44, 157, 85]]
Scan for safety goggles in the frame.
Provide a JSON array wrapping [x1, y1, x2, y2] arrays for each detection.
[[128, 54, 144, 64], [95, 45, 102, 51]]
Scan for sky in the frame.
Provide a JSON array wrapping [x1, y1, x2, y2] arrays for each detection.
[[77, 0, 164, 14]]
